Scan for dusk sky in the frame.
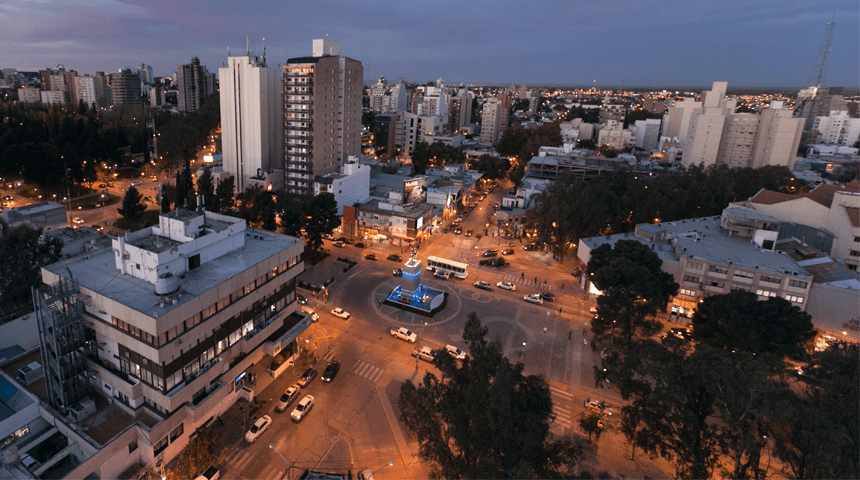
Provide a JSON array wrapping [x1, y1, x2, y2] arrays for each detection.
[[2, 0, 858, 89]]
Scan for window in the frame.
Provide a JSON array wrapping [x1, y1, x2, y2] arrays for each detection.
[[679, 288, 696, 297], [129, 441, 138, 453], [784, 294, 804, 304], [760, 275, 781, 284], [731, 285, 750, 292], [706, 280, 724, 288], [708, 266, 728, 274], [854, 236, 860, 243], [687, 261, 703, 270], [169, 423, 184, 442], [153, 436, 168, 455], [733, 270, 754, 279], [756, 289, 776, 298], [683, 275, 699, 283], [788, 279, 808, 289], [850, 250, 860, 258]]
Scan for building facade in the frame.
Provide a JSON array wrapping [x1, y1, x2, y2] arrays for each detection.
[[283, 39, 363, 195], [108, 69, 142, 107], [176, 57, 216, 113], [479, 94, 510, 146]]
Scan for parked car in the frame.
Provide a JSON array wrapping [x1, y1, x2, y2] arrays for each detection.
[[390, 327, 417, 343], [585, 398, 613, 416], [354, 242, 366, 248], [481, 249, 498, 258], [365, 253, 378, 260], [539, 292, 555, 302], [301, 307, 319, 322], [501, 249, 514, 256], [91, 224, 104, 232], [473, 281, 493, 291], [392, 268, 403, 277], [433, 270, 450, 280], [322, 361, 340, 382], [523, 294, 543, 305], [523, 243, 539, 251], [497, 281, 516, 291], [275, 385, 301, 412], [479, 257, 507, 267], [245, 415, 272, 442], [387, 254, 402, 262], [331, 308, 350, 319], [452, 227, 462, 234], [411, 346, 436, 363], [297, 294, 308, 305], [445, 344, 467, 360], [465, 229, 473, 237], [297, 367, 317, 387], [194, 466, 220, 480], [333, 241, 345, 248], [291, 395, 315, 421], [72, 217, 85, 225]]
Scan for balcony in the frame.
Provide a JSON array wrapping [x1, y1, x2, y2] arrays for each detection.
[[286, 125, 313, 131], [287, 99, 314, 105], [287, 142, 312, 149]]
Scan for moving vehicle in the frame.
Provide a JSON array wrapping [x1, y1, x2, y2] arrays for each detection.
[[333, 241, 345, 247], [301, 307, 319, 322], [473, 281, 493, 291], [393, 268, 403, 277], [291, 395, 315, 421], [523, 243, 539, 251], [497, 281, 516, 291], [538, 292, 555, 302], [464, 229, 473, 237], [297, 367, 317, 387], [354, 242, 366, 248], [245, 415, 272, 443], [433, 270, 450, 280], [297, 294, 308, 305], [411, 346, 436, 362], [390, 327, 417, 343], [523, 294, 544, 305], [426, 256, 468, 279], [365, 253, 378, 260], [481, 250, 498, 258], [501, 249, 514, 255], [445, 345, 466, 360], [275, 385, 301, 412], [479, 257, 507, 267], [387, 254, 402, 262], [73, 217, 85, 225], [585, 398, 613, 416], [322, 361, 340, 382], [331, 308, 350, 319]]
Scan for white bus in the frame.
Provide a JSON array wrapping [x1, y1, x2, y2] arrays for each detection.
[[426, 256, 468, 279]]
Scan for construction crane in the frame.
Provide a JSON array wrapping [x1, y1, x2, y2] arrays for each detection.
[[808, 18, 835, 88]]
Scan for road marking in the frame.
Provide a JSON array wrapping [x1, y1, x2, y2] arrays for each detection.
[[227, 450, 253, 469], [321, 350, 335, 362], [354, 361, 385, 382], [549, 385, 573, 401]]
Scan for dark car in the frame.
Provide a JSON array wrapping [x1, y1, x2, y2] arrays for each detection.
[[297, 367, 317, 387], [523, 243, 539, 251], [465, 229, 473, 237], [501, 249, 514, 255], [393, 268, 403, 277], [481, 249, 498, 258], [297, 294, 308, 305], [387, 254, 402, 262], [321, 361, 340, 382], [479, 257, 507, 268], [539, 292, 555, 302], [473, 281, 493, 291], [453, 227, 462, 234], [335, 237, 352, 244], [365, 253, 378, 260], [354, 242, 366, 248]]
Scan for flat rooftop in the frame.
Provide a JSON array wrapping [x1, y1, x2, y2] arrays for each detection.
[[44, 228, 300, 318]]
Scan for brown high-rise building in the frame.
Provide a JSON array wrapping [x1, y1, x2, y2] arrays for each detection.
[[108, 69, 142, 107], [176, 57, 216, 113], [283, 39, 363, 195]]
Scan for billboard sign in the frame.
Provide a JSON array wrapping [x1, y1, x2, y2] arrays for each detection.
[[403, 177, 428, 206]]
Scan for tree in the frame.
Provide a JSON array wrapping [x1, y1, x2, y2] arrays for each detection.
[[471, 154, 510, 180], [399, 313, 583, 479], [411, 141, 431, 174], [117, 185, 146, 219], [215, 175, 235, 213], [174, 170, 185, 209], [0, 225, 63, 303], [168, 431, 218, 479], [302, 193, 339, 257], [773, 341, 860, 479], [692, 291, 816, 358], [196, 167, 215, 211], [588, 240, 678, 344], [159, 183, 173, 213]]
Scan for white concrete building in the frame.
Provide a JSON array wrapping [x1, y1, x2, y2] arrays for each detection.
[[313, 156, 371, 215], [219, 50, 284, 193], [40, 90, 64, 105], [597, 120, 635, 151], [813, 110, 860, 146], [661, 97, 703, 147], [634, 118, 662, 151], [369, 77, 387, 113], [479, 94, 510, 146]]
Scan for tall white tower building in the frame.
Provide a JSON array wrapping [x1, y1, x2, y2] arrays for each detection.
[[219, 49, 283, 193]]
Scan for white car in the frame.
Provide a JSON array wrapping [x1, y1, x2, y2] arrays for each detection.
[[445, 344, 466, 360], [331, 308, 350, 319], [497, 281, 516, 291], [244, 415, 271, 443], [291, 395, 315, 421], [275, 385, 301, 413], [72, 217, 85, 225], [523, 294, 543, 305], [585, 398, 613, 416]]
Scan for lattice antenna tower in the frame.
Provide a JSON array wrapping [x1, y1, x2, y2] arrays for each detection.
[[808, 18, 835, 88]]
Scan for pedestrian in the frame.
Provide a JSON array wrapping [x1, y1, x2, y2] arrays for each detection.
[[561, 282, 564, 289], [535, 277, 537, 284], [568, 331, 572, 340], [521, 272, 524, 280], [559, 307, 562, 315]]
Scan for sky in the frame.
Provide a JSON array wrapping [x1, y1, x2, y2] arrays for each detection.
[[2, 0, 858, 90]]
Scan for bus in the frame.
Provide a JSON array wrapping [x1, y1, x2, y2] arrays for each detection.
[[426, 256, 468, 279]]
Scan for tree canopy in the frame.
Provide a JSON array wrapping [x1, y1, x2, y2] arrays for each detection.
[[117, 185, 146, 219], [471, 154, 510, 180], [692, 290, 816, 358], [399, 312, 582, 479], [0, 225, 63, 303]]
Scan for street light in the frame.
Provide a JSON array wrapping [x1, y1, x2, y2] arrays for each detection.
[[269, 443, 290, 480], [520, 342, 526, 363]]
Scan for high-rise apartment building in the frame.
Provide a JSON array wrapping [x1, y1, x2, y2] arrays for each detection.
[[283, 39, 363, 195], [75, 73, 109, 109], [794, 87, 848, 131], [369, 77, 387, 113], [812, 110, 860, 146], [137, 63, 154, 85], [219, 50, 283, 193], [479, 93, 510, 146], [18, 86, 40, 103], [176, 57, 216, 113], [109, 69, 142, 107], [386, 78, 408, 112], [661, 97, 703, 145], [751, 101, 804, 170]]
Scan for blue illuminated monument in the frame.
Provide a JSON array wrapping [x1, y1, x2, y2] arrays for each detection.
[[385, 251, 446, 316]]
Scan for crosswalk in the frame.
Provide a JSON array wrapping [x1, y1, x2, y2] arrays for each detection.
[[353, 360, 385, 382], [225, 450, 284, 479], [499, 273, 551, 289], [549, 385, 575, 431]]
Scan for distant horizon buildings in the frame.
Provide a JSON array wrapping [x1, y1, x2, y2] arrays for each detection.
[[175, 57, 216, 113]]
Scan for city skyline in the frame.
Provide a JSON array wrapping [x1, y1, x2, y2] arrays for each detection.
[[2, 0, 859, 89]]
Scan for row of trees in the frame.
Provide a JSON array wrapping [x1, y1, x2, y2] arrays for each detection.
[[526, 164, 803, 256], [588, 240, 856, 479]]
